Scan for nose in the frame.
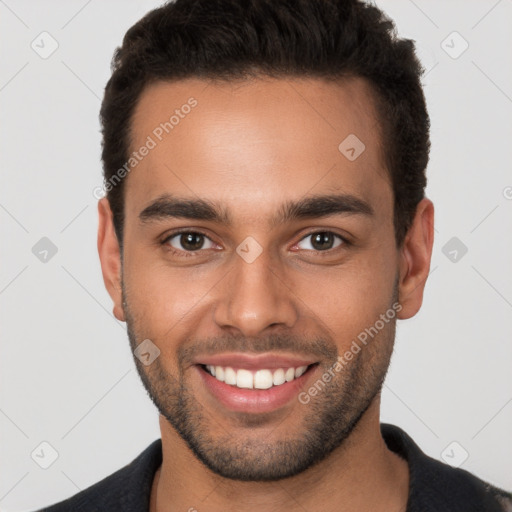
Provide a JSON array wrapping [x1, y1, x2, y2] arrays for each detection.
[[212, 246, 299, 337]]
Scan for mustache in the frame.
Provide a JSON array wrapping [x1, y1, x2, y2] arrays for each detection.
[[178, 333, 338, 367]]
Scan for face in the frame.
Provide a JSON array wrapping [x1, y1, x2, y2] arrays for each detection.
[[98, 76, 431, 481]]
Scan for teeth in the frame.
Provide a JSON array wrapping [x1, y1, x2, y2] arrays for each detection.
[[273, 368, 285, 386], [237, 369, 254, 389], [285, 367, 295, 382], [204, 364, 310, 389], [295, 366, 307, 378], [215, 366, 224, 381], [224, 367, 237, 385], [254, 369, 273, 389]]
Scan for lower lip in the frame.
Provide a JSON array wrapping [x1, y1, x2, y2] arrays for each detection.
[[196, 364, 318, 413]]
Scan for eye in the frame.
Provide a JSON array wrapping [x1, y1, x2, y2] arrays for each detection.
[[295, 231, 347, 252], [162, 231, 216, 254]]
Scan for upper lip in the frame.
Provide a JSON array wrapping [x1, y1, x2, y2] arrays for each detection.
[[194, 353, 318, 370]]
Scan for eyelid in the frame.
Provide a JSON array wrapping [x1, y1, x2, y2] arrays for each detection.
[[160, 229, 217, 248], [293, 230, 350, 251], [160, 228, 351, 257]]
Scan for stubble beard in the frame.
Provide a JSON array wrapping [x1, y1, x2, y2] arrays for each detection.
[[123, 278, 398, 481]]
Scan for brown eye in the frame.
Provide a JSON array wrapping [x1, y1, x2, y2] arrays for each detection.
[[297, 231, 346, 252], [163, 231, 215, 253]]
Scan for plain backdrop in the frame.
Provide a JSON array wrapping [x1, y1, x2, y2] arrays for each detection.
[[1, 0, 511, 510]]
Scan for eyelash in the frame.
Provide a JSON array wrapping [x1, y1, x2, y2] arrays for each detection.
[[160, 229, 351, 258]]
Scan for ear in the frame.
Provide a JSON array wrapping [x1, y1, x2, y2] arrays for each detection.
[[97, 198, 125, 322], [397, 198, 434, 320]]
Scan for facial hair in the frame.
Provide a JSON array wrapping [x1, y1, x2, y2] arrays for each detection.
[[123, 276, 399, 482]]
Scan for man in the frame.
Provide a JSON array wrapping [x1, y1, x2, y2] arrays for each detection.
[[37, 0, 512, 510]]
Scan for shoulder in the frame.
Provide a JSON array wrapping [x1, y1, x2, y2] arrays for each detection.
[[381, 423, 512, 512], [32, 438, 162, 512]]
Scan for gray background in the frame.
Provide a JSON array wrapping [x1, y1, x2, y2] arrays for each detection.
[[1, 0, 511, 510]]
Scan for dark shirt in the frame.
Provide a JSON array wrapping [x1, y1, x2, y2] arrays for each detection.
[[35, 423, 512, 511]]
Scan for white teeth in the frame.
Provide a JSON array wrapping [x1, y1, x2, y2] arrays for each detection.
[[295, 366, 307, 378], [204, 364, 312, 389], [224, 367, 237, 385], [285, 367, 295, 382], [273, 368, 286, 385], [254, 369, 273, 389], [215, 365, 224, 382], [236, 369, 254, 389]]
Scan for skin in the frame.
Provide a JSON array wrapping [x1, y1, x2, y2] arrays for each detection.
[[97, 76, 434, 512]]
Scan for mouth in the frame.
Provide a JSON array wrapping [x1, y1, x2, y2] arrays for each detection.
[[199, 363, 317, 389], [194, 354, 319, 413]]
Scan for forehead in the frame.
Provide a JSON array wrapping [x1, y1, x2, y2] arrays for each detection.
[[125, 76, 391, 223]]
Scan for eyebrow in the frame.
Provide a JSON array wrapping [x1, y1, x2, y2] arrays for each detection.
[[138, 192, 374, 229]]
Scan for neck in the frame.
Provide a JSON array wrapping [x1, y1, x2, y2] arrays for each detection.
[[150, 398, 409, 512]]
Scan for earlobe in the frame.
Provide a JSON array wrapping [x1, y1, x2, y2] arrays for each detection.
[[397, 198, 434, 320], [97, 198, 125, 322]]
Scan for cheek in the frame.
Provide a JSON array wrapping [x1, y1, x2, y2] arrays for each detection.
[[123, 255, 218, 336], [298, 251, 397, 344]]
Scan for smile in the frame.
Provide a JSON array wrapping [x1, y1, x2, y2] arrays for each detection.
[[196, 362, 319, 413], [202, 364, 312, 389]]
